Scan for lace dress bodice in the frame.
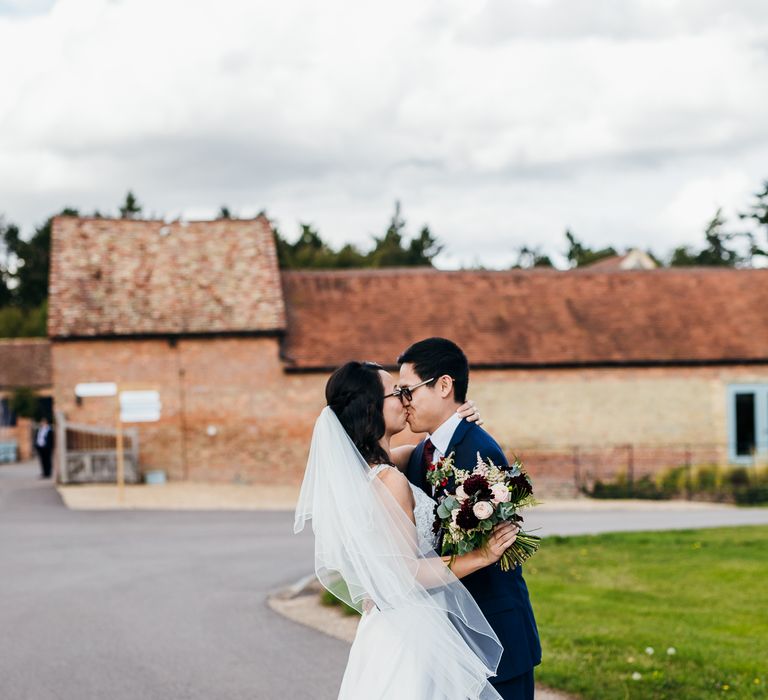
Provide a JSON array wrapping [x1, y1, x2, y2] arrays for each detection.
[[370, 464, 437, 550]]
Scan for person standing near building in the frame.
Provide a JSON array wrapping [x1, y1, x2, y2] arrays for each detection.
[[35, 416, 55, 479]]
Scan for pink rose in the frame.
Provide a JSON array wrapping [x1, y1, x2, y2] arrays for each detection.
[[472, 501, 494, 520], [491, 483, 511, 504]]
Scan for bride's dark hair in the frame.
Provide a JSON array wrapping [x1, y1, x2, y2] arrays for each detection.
[[325, 361, 391, 466]]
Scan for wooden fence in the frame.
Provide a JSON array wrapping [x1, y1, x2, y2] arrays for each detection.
[[55, 411, 140, 484]]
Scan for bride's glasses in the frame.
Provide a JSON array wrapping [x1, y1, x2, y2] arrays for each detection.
[[384, 377, 435, 403]]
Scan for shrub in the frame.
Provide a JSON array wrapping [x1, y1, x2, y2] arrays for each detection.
[[0, 302, 46, 337], [587, 474, 665, 500], [585, 465, 768, 504], [320, 588, 360, 616]]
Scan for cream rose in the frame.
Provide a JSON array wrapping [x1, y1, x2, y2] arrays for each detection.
[[472, 501, 494, 520], [491, 483, 511, 504], [455, 485, 468, 501]]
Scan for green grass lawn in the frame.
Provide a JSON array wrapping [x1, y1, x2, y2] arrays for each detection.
[[526, 526, 768, 699]]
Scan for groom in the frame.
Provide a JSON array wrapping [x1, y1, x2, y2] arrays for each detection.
[[398, 337, 541, 700]]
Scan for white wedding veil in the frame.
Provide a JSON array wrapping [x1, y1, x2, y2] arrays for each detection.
[[294, 407, 503, 699]]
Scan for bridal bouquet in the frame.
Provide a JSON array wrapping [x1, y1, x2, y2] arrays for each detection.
[[427, 452, 540, 572]]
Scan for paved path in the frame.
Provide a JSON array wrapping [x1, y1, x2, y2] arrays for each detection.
[[524, 498, 768, 537], [2, 461, 767, 700], [0, 462, 348, 700]]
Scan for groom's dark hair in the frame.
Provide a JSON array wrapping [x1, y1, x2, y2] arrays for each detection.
[[397, 337, 469, 404]]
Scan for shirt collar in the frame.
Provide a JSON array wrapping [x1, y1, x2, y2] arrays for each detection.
[[427, 412, 462, 457]]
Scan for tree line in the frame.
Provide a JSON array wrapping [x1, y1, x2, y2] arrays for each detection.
[[1, 181, 767, 338]]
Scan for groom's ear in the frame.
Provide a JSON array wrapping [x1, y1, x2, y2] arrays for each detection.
[[437, 375, 454, 400]]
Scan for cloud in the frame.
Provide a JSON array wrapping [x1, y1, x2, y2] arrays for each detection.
[[1, 0, 768, 266], [0, 0, 57, 16]]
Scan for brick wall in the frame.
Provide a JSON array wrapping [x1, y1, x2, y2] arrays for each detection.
[[0, 418, 34, 462], [464, 365, 767, 494], [52, 337, 327, 483], [52, 338, 768, 490]]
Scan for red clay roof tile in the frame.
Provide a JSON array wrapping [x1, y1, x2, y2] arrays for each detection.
[[48, 216, 285, 337], [280, 267, 768, 369]]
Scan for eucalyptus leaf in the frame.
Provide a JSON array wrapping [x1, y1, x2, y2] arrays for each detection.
[[443, 496, 458, 511]]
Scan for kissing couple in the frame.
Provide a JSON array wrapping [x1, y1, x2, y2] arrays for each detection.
[[295, 337, 541, 699]]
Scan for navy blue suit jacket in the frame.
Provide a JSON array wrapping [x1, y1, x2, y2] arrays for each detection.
[[406, 419, 542, 683]]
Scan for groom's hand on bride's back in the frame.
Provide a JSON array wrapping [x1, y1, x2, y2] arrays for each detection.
[[457, 399, 483, 426]]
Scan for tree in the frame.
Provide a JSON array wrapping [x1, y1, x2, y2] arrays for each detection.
[[669, 208, 746, 267], [119, 190, 142, 219], [1, 208, 78, 309], [272, 202, 441, 269], [368, 201, 442, 267], [407, 225, 443, 265], [564, 229, 617, 268], [218, 205, 232, 219], [9, 387, 39, 419], [738, 180, 768, 260], [510, 245, 553, 269], [0, 303, 46, 337], [0, 217, 16, 307]]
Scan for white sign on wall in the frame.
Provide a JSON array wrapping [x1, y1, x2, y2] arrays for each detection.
[[75, 382, 118, 398], [119, 390, 162, 423]]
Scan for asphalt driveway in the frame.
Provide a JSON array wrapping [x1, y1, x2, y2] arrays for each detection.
[[2, 461, 767, 699]]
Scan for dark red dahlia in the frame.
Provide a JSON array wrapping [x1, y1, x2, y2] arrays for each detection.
[[431, 504, 442, 534], [455, 500, 480, 530], [508, 474, 533, 496], [462, 474, 493, 500]]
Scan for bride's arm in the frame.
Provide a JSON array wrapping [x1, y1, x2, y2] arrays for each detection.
[[441, 522, 519, 579], [390, 445, 416, 471], [376, 468, 416, 526], [376, 469, 519, 579]]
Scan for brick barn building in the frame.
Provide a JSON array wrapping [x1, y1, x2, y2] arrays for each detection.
[[48, 216, 768, 492], [0, 339, 52, 462]]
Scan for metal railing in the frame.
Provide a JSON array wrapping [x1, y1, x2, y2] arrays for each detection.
[[505, 441, 764, 497]]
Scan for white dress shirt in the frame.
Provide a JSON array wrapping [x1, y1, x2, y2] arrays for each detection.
[[426, 411, 463, 463], [36, 425, 49, 448], [425, 412, 463, 496]]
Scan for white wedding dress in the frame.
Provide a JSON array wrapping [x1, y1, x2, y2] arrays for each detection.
[[338, 464, 447, 699], [295, 409, 502, 700]]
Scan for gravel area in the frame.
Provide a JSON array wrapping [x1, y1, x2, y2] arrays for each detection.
[[57, 481, 301, 510]]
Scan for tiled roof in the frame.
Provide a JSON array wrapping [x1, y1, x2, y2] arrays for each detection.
[[48, 217, 286, 338], [280, 267, 768, 369], [0, 339, 52, 389]]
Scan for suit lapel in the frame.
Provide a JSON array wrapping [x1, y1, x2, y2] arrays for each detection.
[[408, 440, 427, 492], [445, 419, 472, 460]]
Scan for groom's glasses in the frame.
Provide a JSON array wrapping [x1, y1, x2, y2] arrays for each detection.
[[384, 377, 436, 403]]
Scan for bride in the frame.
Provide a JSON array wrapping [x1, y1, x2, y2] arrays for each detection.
[[294, 361, 520, 699]]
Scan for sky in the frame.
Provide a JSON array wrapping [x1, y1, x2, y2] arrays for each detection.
[[1, 0, 768, 268]]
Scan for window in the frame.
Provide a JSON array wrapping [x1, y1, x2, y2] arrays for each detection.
[[0, 398, 17, 427], [728, 385, 768, 464]]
